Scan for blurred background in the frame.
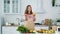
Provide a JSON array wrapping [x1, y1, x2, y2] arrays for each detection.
[[0, 0, 60, 34]]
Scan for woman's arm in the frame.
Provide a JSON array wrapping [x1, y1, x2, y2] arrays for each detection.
[[33, 16, 36, 21], [24, 14, 27, 21], [33, 14, 36, 21]]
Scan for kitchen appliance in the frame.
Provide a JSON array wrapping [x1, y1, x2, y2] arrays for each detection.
[[57, 26, 60, 32], [55, 26, 60, 34]]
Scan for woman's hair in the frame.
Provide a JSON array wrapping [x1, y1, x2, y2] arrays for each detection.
[[25, 5, 33, 14]]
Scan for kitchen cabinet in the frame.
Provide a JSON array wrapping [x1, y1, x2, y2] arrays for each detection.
[[3, 0, 20, 14], [2, 26, 20, 34]]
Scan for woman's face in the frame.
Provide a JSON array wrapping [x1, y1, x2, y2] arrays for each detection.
[[28, 6, 32, 12]]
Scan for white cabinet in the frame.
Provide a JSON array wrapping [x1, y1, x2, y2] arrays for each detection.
[[2, 26, 20, 34], [3, 0, 20, 14]]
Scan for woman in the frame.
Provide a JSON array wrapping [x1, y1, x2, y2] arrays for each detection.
[[24, 5, 36, 30]]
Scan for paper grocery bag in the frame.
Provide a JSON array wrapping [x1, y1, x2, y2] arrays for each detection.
[[24, 21, 34, 30]]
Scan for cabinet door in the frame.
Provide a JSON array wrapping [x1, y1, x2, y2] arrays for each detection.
[[9, 27, 20, 34], [12, 0, 18, 14], [2, 27, 11, 34], [4, 0, 10, 14], [4, 0, 20, 14], [2, 26, 20, 34], [12, 0, 20, 14]]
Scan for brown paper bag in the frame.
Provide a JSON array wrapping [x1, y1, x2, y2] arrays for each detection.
[[24, 21, 34, 30]]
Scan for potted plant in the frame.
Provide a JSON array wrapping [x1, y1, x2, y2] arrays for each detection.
[[17, 26, 30, 34], [49, 19, 53, 30]]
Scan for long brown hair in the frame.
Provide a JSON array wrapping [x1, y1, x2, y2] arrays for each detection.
[[25, 5, 33, 14]]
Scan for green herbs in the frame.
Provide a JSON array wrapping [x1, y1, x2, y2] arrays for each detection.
[[49, 19, 53, 30], [17, 26, 29, 33]]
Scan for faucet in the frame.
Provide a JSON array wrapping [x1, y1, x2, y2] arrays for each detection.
[[20, 18, 25, 22], [16, 18, 20, 25], [16, 18, 25, 25]]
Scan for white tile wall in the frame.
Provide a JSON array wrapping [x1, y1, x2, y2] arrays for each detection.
[[20, 0, 38, 15]]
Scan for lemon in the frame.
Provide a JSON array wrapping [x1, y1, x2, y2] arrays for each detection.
[[33, 30, 36, 32], [29, 30, 33, 32]]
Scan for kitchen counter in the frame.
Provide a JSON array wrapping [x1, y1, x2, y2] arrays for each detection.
[[2, 25, 60, 34], [2, 25, 19, 27], [2, 25, 49, 30], [2, 25, 48, 27], [35, 25, 49, 30], [35, 25, 48, 27]]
